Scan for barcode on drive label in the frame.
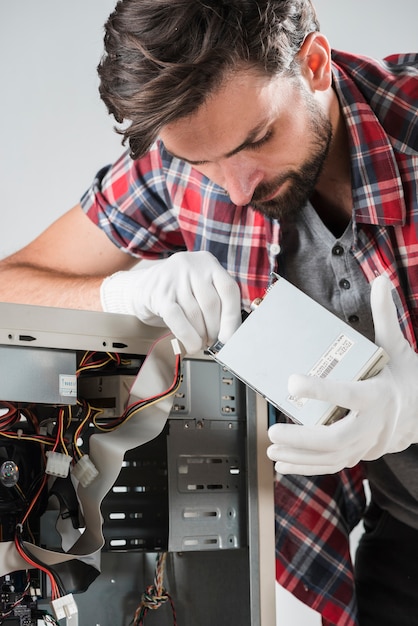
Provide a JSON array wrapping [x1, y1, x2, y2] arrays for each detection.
[[288, 334, 354, 409]]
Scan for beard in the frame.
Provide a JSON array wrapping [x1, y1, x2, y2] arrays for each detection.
[[250, 99, 333, 221]]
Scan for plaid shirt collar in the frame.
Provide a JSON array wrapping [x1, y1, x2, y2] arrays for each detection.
[[331, 54, 407, 227]]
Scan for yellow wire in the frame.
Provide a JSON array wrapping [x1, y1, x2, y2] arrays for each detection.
[[0, 431, 55, 446], [58, 410, 69, 456], [93, 373, 182, 432], [72, 402, 103, 458], [76, 352, 120, 376]]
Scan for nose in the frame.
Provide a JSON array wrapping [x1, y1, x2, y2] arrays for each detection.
[[219, 157, 264, 206]]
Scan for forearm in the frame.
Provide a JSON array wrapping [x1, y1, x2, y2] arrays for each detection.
[[0, 261, 104, 311]]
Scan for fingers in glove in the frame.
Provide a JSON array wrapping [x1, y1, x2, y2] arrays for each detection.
[[270, 456, 356, 475], [159, 301, 208, 354], [268, 417, 357, 452], [267, 413, 363, 474], [186, 276, 233, 346], [211, 271, 242, 345], [161, 280, 238, 352], [288, 372, 375, 413], [184, 281, 223, 346], [370, 275, 405, 352], [159, 252, 241, 351]]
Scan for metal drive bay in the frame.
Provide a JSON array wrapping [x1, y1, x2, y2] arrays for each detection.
[[210, 275, 388, 426]]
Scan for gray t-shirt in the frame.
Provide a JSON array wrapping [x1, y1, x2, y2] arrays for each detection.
[[281, 202, 418, 529]]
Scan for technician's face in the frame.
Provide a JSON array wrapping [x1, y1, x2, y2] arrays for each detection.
[[160, 67, 332, 220]]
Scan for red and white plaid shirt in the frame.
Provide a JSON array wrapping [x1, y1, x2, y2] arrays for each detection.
[[82, 50, 418, 625]]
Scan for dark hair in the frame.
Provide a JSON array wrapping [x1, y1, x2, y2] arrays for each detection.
[[98, 0, 320, 159]]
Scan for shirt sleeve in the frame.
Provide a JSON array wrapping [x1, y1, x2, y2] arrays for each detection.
[[80, 142, 187, 259]]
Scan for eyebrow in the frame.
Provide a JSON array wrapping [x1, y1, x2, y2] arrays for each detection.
[[165, 119, 270, 166]]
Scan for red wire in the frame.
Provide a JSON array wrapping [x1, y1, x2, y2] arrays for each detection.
[[0, 402, 19, 430], [20, 473, 48, 526], [51, 410, 64, 453], [14, 534, 60, 600], [124, 354, 181, 413], [96, 353, 181, 431]]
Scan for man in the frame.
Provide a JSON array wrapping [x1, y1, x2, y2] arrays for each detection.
[[0, 1, 417, 624]]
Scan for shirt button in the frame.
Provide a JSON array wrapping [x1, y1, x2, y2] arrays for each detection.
[[332, 244, 344, 256], [348, 315, 359, 323], [270, 243, 281, 256], [339, 278, 351, 290]]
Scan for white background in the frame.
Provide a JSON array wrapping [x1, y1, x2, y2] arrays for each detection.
[[0, 0, 121, 258], [1, 2, 417, 624], [1, 1, 417, 259]]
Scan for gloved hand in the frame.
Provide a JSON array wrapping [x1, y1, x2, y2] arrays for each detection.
[[267, 275, 418, 475], [100, 251, 242, 355]]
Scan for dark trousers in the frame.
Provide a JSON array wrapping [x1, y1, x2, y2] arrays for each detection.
[[355, 502, 418, 625]]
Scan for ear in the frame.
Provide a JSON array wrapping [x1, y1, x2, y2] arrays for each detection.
[[297, 32, 332, 91]]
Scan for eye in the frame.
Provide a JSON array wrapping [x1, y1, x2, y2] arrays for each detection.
[[247, 129, 274, 151]]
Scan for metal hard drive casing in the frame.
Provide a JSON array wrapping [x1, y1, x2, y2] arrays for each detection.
[[209, 275, 389, 426]]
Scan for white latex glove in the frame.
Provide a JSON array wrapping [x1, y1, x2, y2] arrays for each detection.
[[267, 275, 418, 475], [100, 251, 242, 355]]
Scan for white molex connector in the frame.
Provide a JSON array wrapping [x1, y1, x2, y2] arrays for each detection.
[[51, 593, 78, 620], [171, 337, 182, 355], [71, 454, 99, 487], [45, 451, 71, 478]]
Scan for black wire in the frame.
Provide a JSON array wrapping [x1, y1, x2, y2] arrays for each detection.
[[95, 358, 182, 432], [15, 530, 67, 598]]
